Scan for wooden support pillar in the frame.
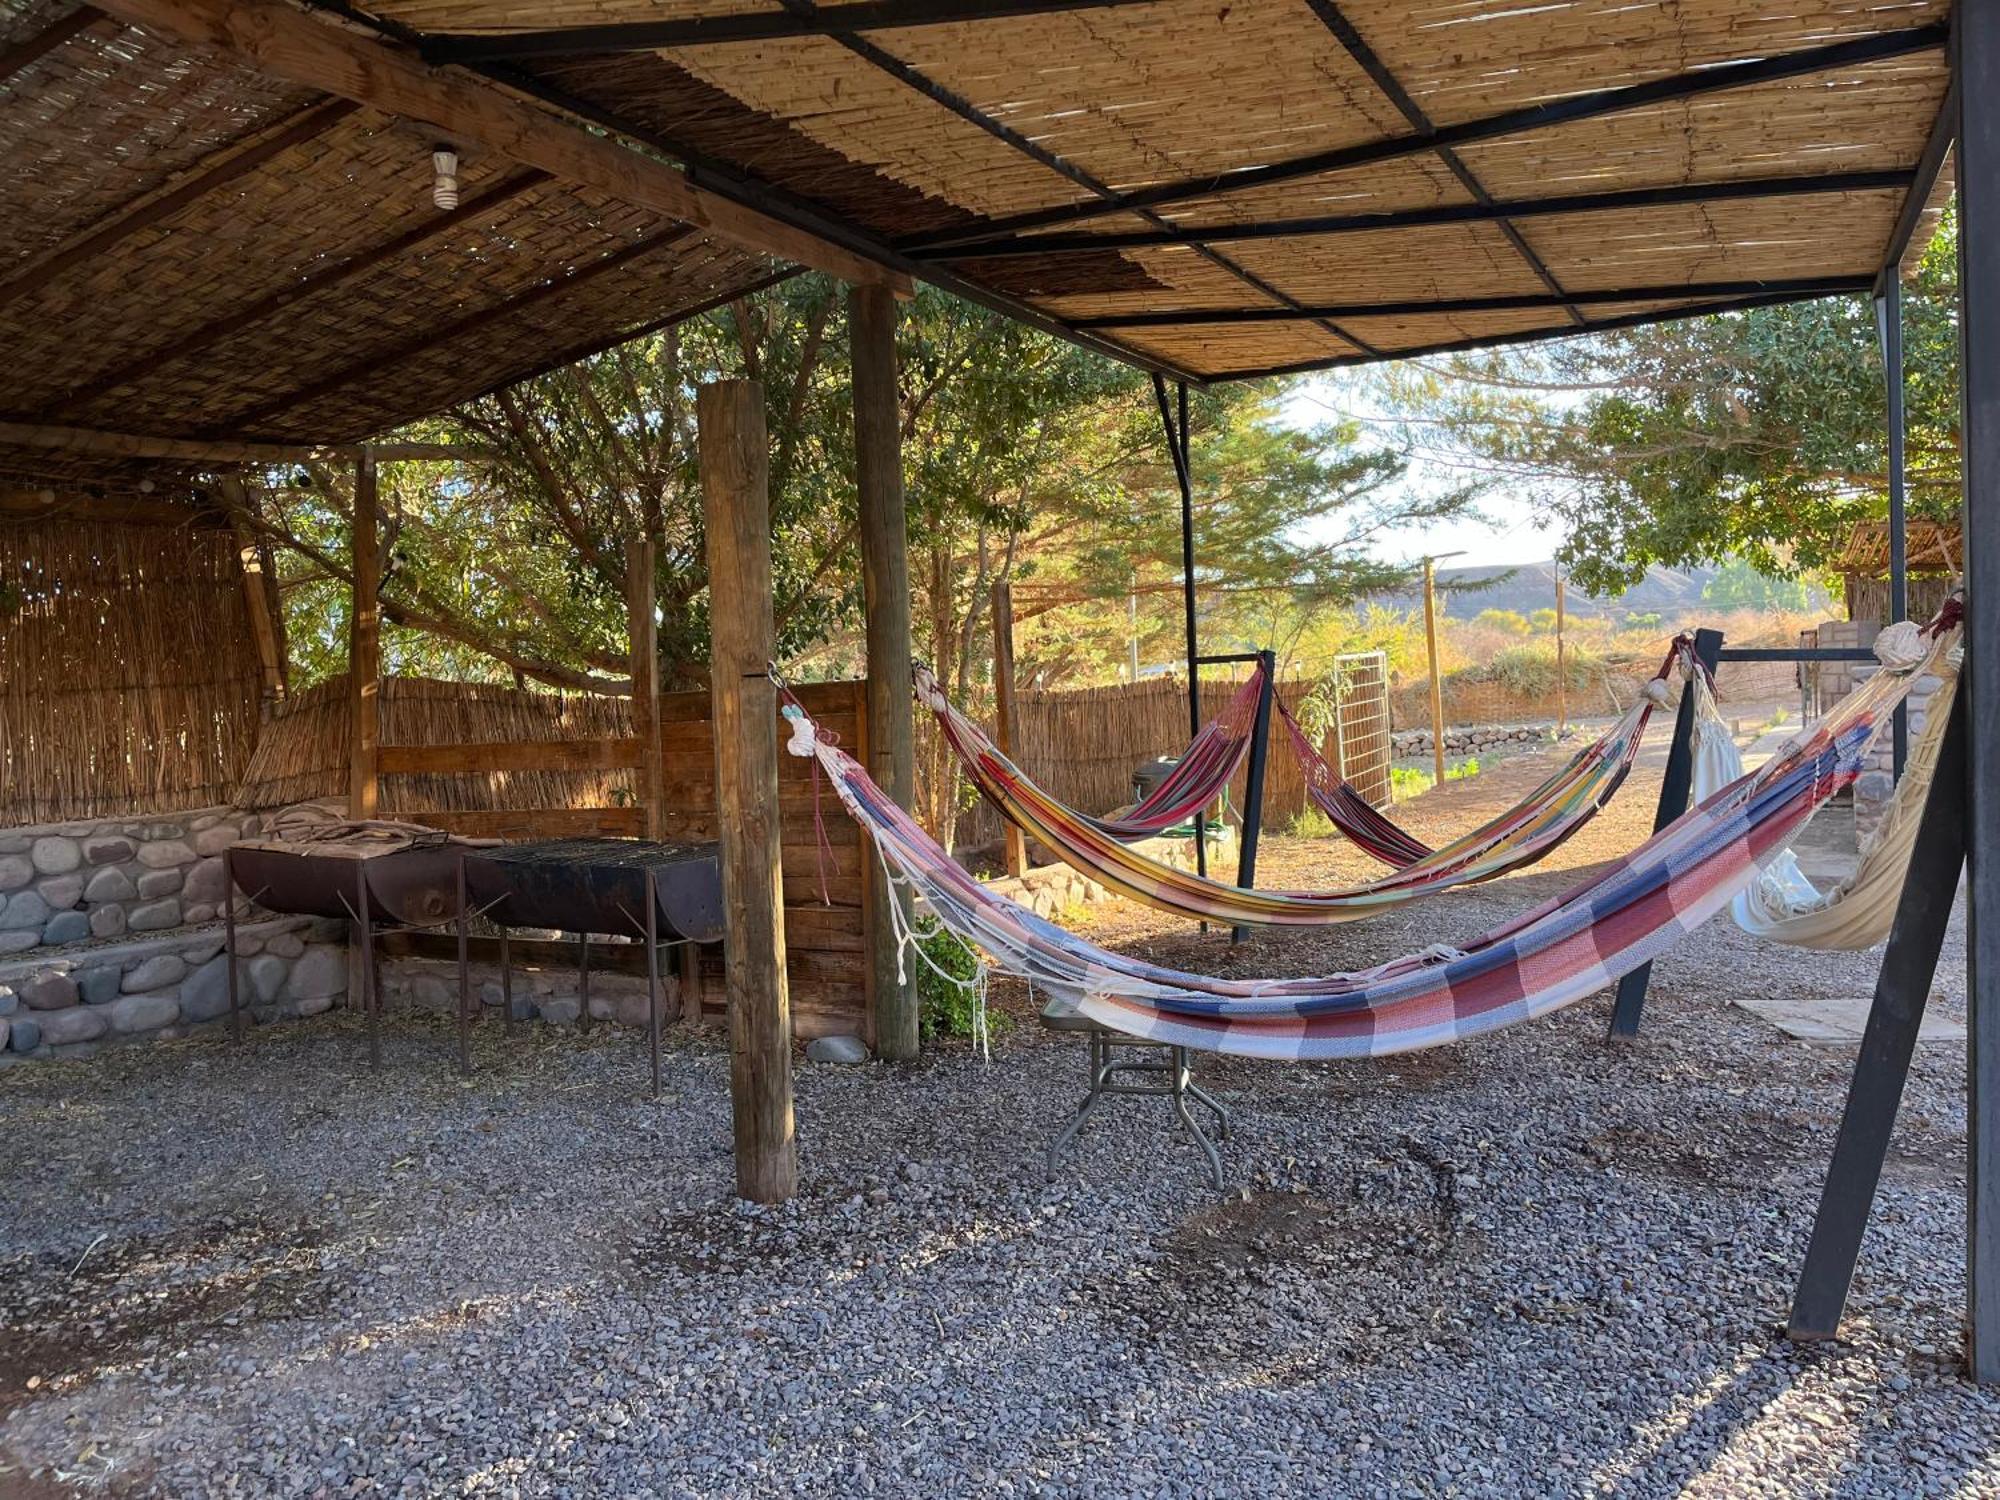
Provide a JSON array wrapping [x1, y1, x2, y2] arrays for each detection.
[[851, 282, 918, 1060], [348, 445, 380, 819], [1959, 0, 2000, 1381], [1422, 557, 1446, 785], [1554, 569, 1567, 738], [228, 514, 288, 705], [991, 578, 1028, 879], [626, 538, 666, 843], [698, 378, 796, 1204]]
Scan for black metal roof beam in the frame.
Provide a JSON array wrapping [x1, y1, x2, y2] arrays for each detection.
[[768, 0, 1382, 355], [903, 23, 1950, 251], [420, 0, 1156, 62], [1301, 0, 1585, 327], [921, 169, 1916, 258], [1205, 283, 1872, 382], [1072, 275, 1873, 328], [1875, 74, 1958, 295]]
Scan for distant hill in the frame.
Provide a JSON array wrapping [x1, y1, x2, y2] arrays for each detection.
[[1374, 560, 1720, 622]]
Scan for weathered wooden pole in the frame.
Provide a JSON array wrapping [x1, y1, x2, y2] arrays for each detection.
[[1555, 567, 1567, 737], [850, 282, 919, 1060], [991, 578, 1028, 879], [626, 537, 665, 843], [1422, 556, 1445, 785], [698, 378, 796, 1203], [348, 444, 380, 818]]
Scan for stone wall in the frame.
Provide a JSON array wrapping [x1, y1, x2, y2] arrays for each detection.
[[988, 829, 1222, 919], [0, 806, 260, 953], [1391, 723, 1559, 760], [0, 915, 347, 1062]]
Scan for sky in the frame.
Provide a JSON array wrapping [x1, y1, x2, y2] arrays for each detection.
[[1280, 369, 1555, 570]]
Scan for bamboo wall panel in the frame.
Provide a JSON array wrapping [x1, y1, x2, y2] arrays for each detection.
[[0, 515, 263, 824]]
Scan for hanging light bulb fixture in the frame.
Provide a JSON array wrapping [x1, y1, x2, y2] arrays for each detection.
[[431, 146, 459, 211]]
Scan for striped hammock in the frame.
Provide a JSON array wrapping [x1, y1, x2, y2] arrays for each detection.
[[1079, 665, 1267, 839], [789, 621, 1949, 1060], [915, 648, 1677, 927]]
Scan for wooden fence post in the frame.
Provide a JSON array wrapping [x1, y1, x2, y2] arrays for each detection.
[[991, 578, 1028, 879], [626, 538, 665, 843], [1422, 556, 1445, 785], [851, 282, 918, 1060], [349, 444, 380, 819], [698, 378, 796, 1204]]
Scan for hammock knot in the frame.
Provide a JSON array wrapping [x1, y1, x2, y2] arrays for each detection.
[[1640, 677, 1674, 708], [782, 705, 818, 759], [1872, 619, 1927, 671], [911, 660, 950, 712]]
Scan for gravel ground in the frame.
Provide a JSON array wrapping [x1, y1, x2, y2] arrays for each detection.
[[3, 735, 1995, 1498]]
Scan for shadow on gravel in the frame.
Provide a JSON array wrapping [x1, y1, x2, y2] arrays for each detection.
[[0, 1215, 335, 1416], [1082, 1143, 1487, 1381]]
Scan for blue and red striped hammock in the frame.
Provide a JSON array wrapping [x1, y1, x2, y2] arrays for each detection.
[[792, 616, 1952, 1059], [915, 649, 1678, 926]]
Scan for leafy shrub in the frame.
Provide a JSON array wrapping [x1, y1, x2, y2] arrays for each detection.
[[1473, 608, 1532, 636], [1288, 806, 1337, 838], [914, 925, 988, 1042], [1529, 607, 1559, 632]]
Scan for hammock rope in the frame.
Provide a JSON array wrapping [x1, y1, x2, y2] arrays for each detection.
[[915, 645, 1680, 927], [785, 618, 1952, 1061]]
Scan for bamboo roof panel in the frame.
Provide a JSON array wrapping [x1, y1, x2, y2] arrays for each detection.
[[1222, 221, 1554, 305], [1011, 245, 1295, 320], [1337, 0, 1949, 128], [1518, 191, 1899, 290], [383, 0, 762, 30], [1113, 320, 1358, 371], [1452, 57, 1947, 198], [0, 5, 316, 276]]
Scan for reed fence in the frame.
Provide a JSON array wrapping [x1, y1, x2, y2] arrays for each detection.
[[0, 517, 263, 825], [234, 674, 637, 813]]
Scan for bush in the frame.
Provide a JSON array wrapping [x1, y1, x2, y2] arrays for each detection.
[[1473, 608, 1532, 636], [1529, 607, 1559, 632], [1288, 806, 1337, 838], [914, 925, 988, 1042]]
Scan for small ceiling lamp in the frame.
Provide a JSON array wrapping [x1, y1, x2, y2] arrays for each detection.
[[432, 146, 460, 211]]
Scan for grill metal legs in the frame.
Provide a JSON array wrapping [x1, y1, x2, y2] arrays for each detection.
[[1046, 1029, 1231, 1188]]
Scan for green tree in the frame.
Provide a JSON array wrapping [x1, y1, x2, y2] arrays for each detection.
[[1700, 557, 1819, 612], [1373, 210, 1960, 594]]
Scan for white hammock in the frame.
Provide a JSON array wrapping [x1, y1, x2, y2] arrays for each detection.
[[1689, 620, 1959, 951]]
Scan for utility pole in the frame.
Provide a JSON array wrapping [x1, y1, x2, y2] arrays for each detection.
[[1555, 566, 1567, 738]]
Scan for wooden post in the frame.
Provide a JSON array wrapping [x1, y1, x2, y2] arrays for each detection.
[[348, 445, 380, 819], [221, 476, 287, 704], [851, 282, 918, 1061], [1422, 556, 1446, 785], [1555, 568, 1567, 737], [626, 538, 665, 842], [991, 578, 1028, 879], [698, 378, 796, 1204]]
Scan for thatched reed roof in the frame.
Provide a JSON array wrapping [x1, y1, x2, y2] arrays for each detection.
[[0, 0, 1959, 411], [391, 0, 1957, 381], [0, 0, 805, 460], [1838, 516, 1962, 575]]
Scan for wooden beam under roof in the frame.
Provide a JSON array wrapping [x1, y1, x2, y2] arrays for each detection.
[[420, 0, 1160, 62], [88, 0, 907, 290], [0, 419, 474, 464]]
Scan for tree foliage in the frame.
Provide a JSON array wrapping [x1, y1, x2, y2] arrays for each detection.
[[1373, 211, 1960, 595]]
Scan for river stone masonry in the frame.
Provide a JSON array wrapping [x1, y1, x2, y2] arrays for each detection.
[[0, 806, 263, 953], [0, 915, 348, 1063]]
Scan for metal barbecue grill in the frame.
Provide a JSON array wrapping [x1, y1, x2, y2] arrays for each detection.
[[455, 838, 724, 1094]]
